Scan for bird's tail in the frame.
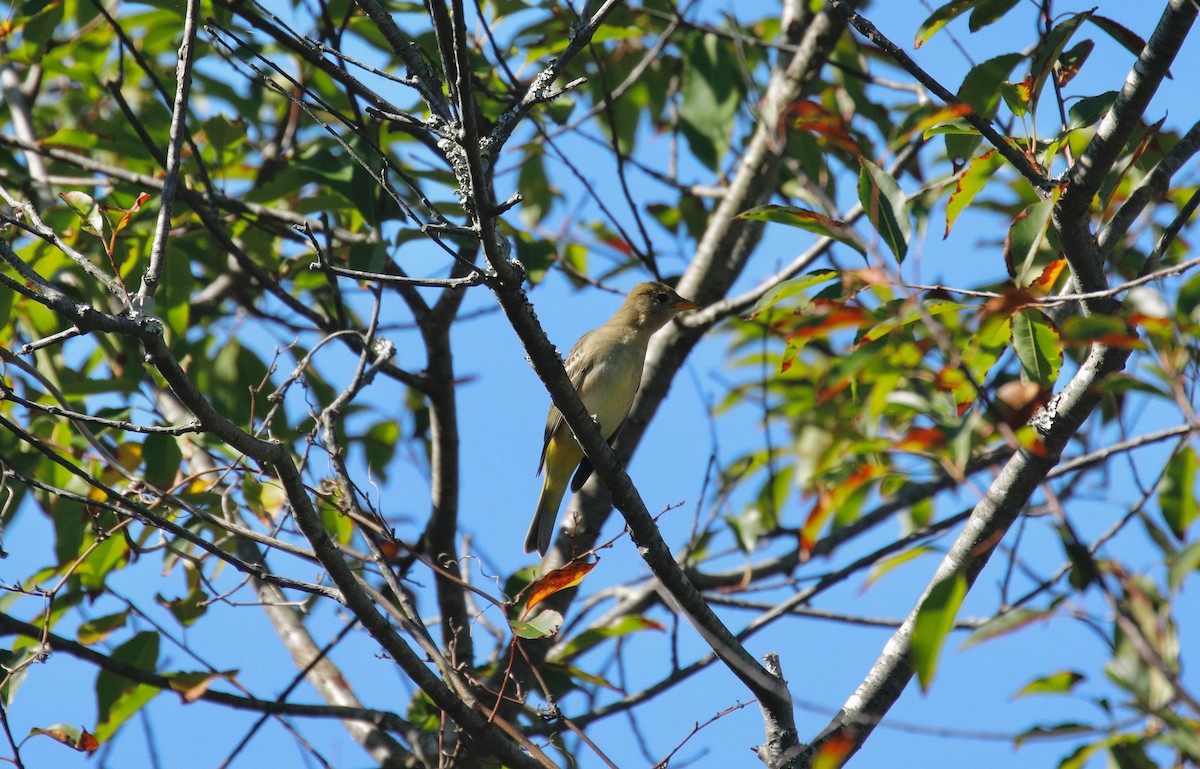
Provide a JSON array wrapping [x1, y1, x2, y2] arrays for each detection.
[[525, 475, 568, 556]]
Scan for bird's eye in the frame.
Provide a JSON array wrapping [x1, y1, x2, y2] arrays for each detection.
[[655, 292, 670, 304]]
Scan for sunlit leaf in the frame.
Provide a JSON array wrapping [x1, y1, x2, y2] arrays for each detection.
[[1013, 670, 1085, 698], [1004, 195, 1057, 279], [552, 615, 666, 661], [59, 190, 104, 236], [511, 609, 563, 640], [748, 270, 841, 318]]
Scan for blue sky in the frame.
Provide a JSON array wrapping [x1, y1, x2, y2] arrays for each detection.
[[5, 1, 1200, 768]]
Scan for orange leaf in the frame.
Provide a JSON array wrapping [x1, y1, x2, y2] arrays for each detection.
[[524, 560, 597, 618], [1029, 258, 1067, 294], [980, 286, 1035, 319], [895, 426, 946, 452], [29, 725, 100, 753], [790, 100, 862, 155]]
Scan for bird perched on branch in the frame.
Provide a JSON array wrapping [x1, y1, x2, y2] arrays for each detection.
[[526, 282, 700, 556]]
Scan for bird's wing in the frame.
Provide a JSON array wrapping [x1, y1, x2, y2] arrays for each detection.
[[536, 330, 600, 476]]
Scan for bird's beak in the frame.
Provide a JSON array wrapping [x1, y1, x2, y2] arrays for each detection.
[[674, 298, 701, 311]]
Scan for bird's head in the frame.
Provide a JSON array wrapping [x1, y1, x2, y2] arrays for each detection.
[[617, 281, 701, 332]]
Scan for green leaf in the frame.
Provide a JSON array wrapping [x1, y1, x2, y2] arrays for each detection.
[[1067, 91, 1118, 131], [1168, 541, 1200, 594], [511, 609, 563, 640], [1028, 11, 1093, 114], [142, 433, 182, 490], [77, 612, 129, 645], [960, 605, 1057, 649], [1004, 195, 1057, 279], [737, 206, 866, 255], [912, 571, 968, 691], [1160, 446, 1198, 540], [947, 53, 1024, 163], [95, 631, 161, 741], [1013, 670, 1085, 698], [914, 0, 980, 48], [679, 34, 742, 170], [857, 160, 910, 264], [59, 191, 104, 236], [945, 150, 1004, 236], [968, 0, 1021, 31], [863, 545, 935, 590], [552, 615, 665, 661], [749, 270, 841, 317], [1010, 309, 1062, 387]]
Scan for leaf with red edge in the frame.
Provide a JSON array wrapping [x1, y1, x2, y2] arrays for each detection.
[[945, 150, 1003, 237], [1004, 195, 1057, 279], [812, 732, 855, 769], [738, 205, 865, 256], [107, 191, 153, 241], [899, 103, 974, 145], [523, 560, 597, 619], [1089, 15, 1169, 76], [799, 465, 880, 558], [29, 724, 100, 753], [1060, 316, 1142, 349], [858, 160, 910, 264], [1056, 39, 1093, 87], [1028, 11, 1094, 113]]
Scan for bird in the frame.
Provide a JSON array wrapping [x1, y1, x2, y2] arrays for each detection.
[[525, 282, 700, 556]]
